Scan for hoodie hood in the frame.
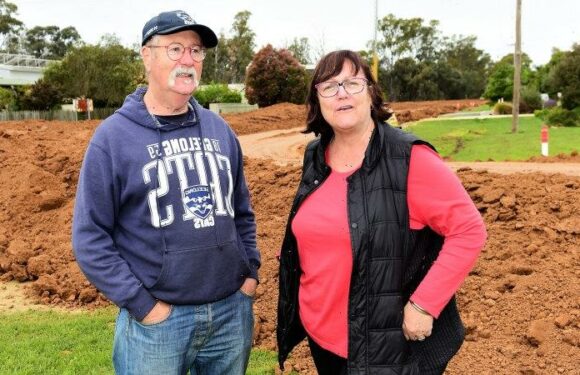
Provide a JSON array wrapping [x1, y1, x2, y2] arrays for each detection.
[[116, 86, 200, 132]]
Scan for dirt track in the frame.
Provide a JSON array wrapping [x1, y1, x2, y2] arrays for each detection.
[[0, 100, 578, 374]]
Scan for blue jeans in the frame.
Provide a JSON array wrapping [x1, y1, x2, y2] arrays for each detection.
[[113, 290, 254, 375]]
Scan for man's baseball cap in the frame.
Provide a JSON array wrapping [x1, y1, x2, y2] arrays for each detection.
[[142, 10, 218, 48]]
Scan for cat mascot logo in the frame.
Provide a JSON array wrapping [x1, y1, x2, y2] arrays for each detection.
[[183, 185, 213, 219]]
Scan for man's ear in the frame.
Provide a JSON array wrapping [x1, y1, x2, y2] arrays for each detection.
[[141, 46, 152, 73]]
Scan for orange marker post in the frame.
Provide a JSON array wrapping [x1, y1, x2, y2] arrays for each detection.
[[541, 125, 549, 156]]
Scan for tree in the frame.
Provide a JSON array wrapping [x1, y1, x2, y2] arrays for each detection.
[[546, 43, 580, 109], [228, 11, 255, 83], [0, 0, 22, 50], [203, 31, 232, 83], [19, 79, 63, 110], [203, 11, 256, 84], [24, 25, 81, 59], [44, 42, 142, 107], [375, 14, 442, 100], [441, 35, 491, 98], [0, 86, 15, 110], [245, 44, 308, 107], [287, 37, 311, 64], [483, 53, 533, 101]]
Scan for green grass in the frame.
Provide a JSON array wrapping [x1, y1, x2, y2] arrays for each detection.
[[0, 308, 279, 374], [406, 116, 579, 161]]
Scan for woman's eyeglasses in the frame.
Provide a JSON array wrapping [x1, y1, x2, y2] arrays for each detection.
[[315, 77, 368, 98]]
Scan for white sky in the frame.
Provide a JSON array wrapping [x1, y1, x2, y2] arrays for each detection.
[[13, 0, 580, 66]]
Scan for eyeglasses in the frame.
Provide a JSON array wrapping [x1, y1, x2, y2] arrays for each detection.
[[148, 42, 206, 62], [315, 77, 368, 98]]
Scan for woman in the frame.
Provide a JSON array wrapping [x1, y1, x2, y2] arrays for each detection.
[[277, 50, 486, 374]]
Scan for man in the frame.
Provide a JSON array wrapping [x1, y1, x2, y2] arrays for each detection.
[[72, 10, 259, 375]]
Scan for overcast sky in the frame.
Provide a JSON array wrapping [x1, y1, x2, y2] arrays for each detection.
[[13, 0, 579, 66]]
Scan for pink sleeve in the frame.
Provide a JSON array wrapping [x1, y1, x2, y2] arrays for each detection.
[[408, 145, 487, 318]]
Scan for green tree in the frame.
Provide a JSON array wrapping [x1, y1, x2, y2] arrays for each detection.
[[0, 86, 15, 109], [0, 0, 22, 50], [483, 53, 533, 101], [25, 25, 81, 59], [44, 42, 142, 107], [441, 35, 491, 98], [287, 37, 311, 64], [531, 48, 565, 94], [375, 14, 442, 99], [228, 11, 255, 83], [203, 11, 256, 84], [545, 44, 580, 109], [203, 31, 231, 84], [245, 44, 308, 107]]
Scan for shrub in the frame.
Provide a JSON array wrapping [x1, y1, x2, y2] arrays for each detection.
[[544, 107, 579, 127], [520, 86, 542, 113], [19, 79, 63, 111], [194, 84, 242, 108], [534, 108, 550, 121], [245, 44, 308, 107], [0, 87, 16, 110], [493, 101, 513, 115]]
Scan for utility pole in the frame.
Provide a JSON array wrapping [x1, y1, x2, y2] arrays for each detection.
[[371, 0, 379, 81], [512, 0, 522, 133]]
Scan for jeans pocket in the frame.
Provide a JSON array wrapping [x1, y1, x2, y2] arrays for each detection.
[[238, 289, 255, 302], [135, 304, 174, 327]]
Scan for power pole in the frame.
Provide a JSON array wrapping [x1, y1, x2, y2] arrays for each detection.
[[371, 0, 379, 81], [512, 0, 522, 133]]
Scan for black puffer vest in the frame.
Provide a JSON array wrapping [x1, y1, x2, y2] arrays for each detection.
[[277, 122, 465, 374]]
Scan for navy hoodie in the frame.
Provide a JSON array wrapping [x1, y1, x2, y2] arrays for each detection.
[[72, 87, 260, 321]]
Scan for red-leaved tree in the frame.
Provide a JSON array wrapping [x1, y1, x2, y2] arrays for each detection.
[[245, 44, 308, 107]]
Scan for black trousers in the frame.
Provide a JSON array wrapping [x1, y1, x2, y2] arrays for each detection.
[[307, 336, 348, 375]]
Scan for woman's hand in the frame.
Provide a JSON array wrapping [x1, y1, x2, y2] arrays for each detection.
[[402, 301, 433, 341]]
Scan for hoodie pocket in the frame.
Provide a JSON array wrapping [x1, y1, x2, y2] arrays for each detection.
[[149, 240, 251, 304]]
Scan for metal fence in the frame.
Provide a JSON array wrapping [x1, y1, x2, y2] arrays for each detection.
[[0, 108, 118, 121]]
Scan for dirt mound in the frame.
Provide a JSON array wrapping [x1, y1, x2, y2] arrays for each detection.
[[223, 99, 488, 136], [390, 99, 487, 123], [0, 102, 578, 374], [527, 150, 580, 163], [247, 162, 579, 374], [223, 103, 307, 135]]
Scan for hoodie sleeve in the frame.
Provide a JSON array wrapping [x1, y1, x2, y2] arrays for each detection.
[[232, 136, 261, 281], [72, 141, 157, 321]]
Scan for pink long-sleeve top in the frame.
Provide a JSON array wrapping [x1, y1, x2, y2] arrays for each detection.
[[291, 144, 487, 358]]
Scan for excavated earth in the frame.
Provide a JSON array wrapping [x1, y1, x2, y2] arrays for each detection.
[[0, 100, 578, 374]]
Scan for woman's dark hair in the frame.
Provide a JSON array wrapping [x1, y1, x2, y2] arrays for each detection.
[[304, 50, 391, 137]]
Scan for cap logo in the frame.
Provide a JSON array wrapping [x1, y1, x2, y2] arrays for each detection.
[[175, 11, 195, 25], [144, 25, 158, 37]]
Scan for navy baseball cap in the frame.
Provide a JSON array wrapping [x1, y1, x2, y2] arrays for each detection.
[[142, 10, 218, 48]]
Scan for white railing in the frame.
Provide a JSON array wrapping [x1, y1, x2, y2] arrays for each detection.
[[0, 53, 55, 68]]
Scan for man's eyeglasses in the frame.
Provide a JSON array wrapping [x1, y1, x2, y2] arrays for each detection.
[[315, 77, 368, 98], [148, 42, 206, 62]]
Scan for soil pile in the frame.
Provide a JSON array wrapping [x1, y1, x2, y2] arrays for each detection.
[[0, 100, 578, 374], [224, 99, 487, 135]]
